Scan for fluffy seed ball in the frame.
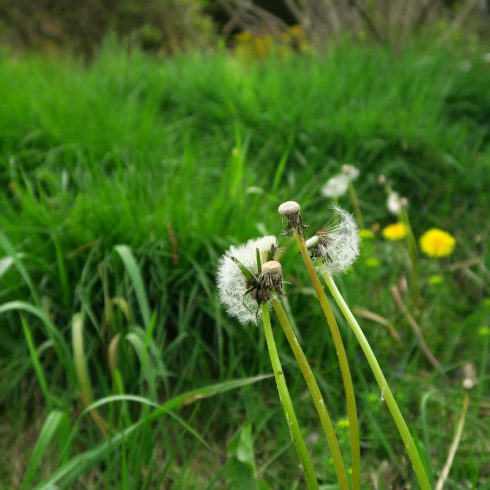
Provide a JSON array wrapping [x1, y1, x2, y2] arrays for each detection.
[[217, 236, 277, 325]]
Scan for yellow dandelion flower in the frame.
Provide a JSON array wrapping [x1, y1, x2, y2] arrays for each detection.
[[420, 228, 456, 258], [382, 222, 407, 241]]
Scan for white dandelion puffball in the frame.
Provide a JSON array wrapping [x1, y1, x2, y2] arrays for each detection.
[[341, 164, 360, 181], [317, 206, 360, 275], [387, 192, 408, 215], [217, 235, 277, 325], [321, 174, 349, 198]]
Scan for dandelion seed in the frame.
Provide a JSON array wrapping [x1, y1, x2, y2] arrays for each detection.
[[419, 228, 456, 258], [217, 235, 277, 325], [379, 387, 385, 403], [321, 174, 349, 198], [307, 205, 360, 275]]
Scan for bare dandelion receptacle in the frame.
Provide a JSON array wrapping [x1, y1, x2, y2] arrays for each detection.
[[278, 200, 308, 236]]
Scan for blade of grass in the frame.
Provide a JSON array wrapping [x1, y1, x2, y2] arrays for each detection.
[[114, 244, 151, 328], [32, 374, 272, 490]]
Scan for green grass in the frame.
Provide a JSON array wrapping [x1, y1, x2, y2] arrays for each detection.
[[1, 39, 489, 488]]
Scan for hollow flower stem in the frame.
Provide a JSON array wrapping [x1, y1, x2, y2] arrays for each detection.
[[321, 271, 431, 490], [348, 182, 364, 230], [261, 304, 319, 490], [272, 298, 350, 490], [294, 232, 361, 490]]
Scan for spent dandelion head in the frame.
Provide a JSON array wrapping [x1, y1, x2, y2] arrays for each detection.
[[419, 228, 456, 258], [306, 205, 360, 275], [217, 235, 280, 325], [321, 174, 349, 199], [278, 200, 308, 237]]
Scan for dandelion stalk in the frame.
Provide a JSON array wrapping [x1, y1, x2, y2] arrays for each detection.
[[271, 297, 350, 490], [261, 304, 319, 490], [294, 230, 361, 490], [321, 271, 431, 490], [348, 181, 364, 230]]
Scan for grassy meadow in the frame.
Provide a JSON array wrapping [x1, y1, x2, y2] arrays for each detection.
[[1, 40, 489, 488]]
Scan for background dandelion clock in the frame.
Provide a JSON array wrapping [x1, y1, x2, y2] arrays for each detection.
[[217, 235, 277, 325], [307, 205, 360, 275]]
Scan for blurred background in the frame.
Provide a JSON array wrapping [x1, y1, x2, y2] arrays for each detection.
[[0, 1, 489, 489], [1, 0, 490, 56]]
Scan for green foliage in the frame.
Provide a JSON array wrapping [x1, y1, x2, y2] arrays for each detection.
[[0, 40, 489, 487]]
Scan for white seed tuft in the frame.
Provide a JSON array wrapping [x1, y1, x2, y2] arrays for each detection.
[[321, 174, 349, 198], [341, 164, 360, 181], [317, 205, 360, 275], [387, 192, 408, 215], [217, 235, 277, 325], [278, 201, 300, 216]]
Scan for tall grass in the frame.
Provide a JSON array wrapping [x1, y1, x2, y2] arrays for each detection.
[[1, 39, 489, 487]]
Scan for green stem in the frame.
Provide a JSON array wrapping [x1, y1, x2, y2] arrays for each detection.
[[272, 298, 350, 490], [261, 304, 319, 490], [399, 209, 419, 307], [294, 232, 361, 490], [322, 271, 431, 490], [348, 182, 364, 229]]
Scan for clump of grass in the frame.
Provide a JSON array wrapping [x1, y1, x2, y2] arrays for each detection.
[[1, 39, 489, 487]]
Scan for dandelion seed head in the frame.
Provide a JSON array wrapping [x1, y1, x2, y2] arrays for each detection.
[[321, 174, 349, 198], [217, 235, 277, 325], [341, 164, 360, 181], [314, 205, 360, 275], [260, 260, 283, 292], [387, 192, 408, 215]]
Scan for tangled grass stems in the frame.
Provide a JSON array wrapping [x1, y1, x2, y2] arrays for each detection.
[[293, 230, 361, 490], [321, 271, 432, 490], [260, 304, 319, 490], [271, 297, 350, 490]]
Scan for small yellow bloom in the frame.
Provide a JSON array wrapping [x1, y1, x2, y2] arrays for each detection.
[[420, 228, 456, 258], [382, 222, 407, 241]]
